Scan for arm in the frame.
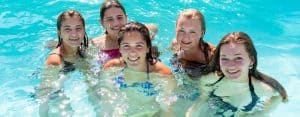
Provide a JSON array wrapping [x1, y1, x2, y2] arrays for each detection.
[[154, 61, 173, 76], [103, 58, 125, 70], [45, 48, 63, 66], [36, 65, 65, 116], [170, 38, 180, 53], [158, 75, 177, 117]]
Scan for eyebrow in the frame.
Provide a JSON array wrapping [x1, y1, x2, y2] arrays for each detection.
[[121, 42, 145, 45], [62, 25, 82, 28], [220, 53, 242, 57], [105, 15, 124, 18]]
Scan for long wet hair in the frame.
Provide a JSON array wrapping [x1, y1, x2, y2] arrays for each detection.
[[56, 10, 88, 57], [117, 22, 155, 65], [208, 32, 288, 102], [176, 9, 211, 63], [100, 0, 126, 34]]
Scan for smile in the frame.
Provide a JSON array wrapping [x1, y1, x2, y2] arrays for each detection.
[[181, 41, 192, 45], [227, 69, 240, 74], [127, 57, 140, 62]]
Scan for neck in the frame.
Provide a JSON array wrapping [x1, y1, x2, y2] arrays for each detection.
[[106, 33, 118, 42], [61, 45, 78, 58], [227, 74, 249, 83], [126, 60, 148, 73]]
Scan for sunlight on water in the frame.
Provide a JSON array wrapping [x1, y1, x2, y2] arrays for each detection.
[[0, 0, 299, 116]]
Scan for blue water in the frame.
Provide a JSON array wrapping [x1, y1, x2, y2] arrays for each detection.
[[1, 0, 299, 116]]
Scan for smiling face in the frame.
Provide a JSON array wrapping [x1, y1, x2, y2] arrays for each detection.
[[120, 31, 149, 69], [59, 15, 85, 48], [219, 42, 254, 81], [176, 17, 203, 51], [101, 7, 127, 39]]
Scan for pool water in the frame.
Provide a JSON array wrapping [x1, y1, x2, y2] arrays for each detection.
[[1, 0, 299, 116]]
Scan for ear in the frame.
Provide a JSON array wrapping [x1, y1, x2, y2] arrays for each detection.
[[250, 56, 255, 67], [100, 19, 104, 26], [147, 47, 150, 53], [57, 30, 60, 36], [125, 15, 128, 23]]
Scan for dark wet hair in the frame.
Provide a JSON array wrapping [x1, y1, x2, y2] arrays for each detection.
[[209, 32, 288, 102], [56, 10, 88, 57], [100, 0, 126, 20], [100, 0, 126, 34], [117, 22, 155, 65]]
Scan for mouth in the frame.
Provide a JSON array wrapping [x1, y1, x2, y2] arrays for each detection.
[[69, 38, 80, 41], [110, 26, 120, 31], [127, 57, 140, 62], [226, 69, 240, 77], [181, 41, 192, 45], [68, 38, 81, 43]]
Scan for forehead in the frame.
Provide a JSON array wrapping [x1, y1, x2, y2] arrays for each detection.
[[220, 42, 248, 56], [61, 15, 83, 25], [122, 31, 145, 43], [104, 7, 125, 17], [177, 17, 201, 28]]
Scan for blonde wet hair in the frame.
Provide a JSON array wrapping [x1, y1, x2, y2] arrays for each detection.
[[176, 8, 206, 36]]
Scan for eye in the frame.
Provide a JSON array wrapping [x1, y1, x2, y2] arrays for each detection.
[[121, 45, 130, 50], [136, 44, 144, 49], [189, 31, 196, 34], [64, 28, 71, 32], [76, 27, 82, 31], [220, 57, 229, 61], [117, 16, 124, 20], [234, 57, 243, 61], [105, 18, 113, 22]]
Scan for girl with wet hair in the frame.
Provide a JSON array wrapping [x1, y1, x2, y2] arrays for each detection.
[[89, 22, 176, 116], [187, 32, 288, 117], [91, 0, 128, 64], [169, 8, 215, 116], [37, 10, 90, 116], [46, 9, 88, 66]]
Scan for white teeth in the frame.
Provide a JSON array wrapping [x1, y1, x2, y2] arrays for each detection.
[[181, 41, 191, 45], [228, 70, 239, 74], [69, 38, 79, 41], [128, 57, 140, 61]]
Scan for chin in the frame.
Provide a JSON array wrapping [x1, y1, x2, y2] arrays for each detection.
[[225, 73, 241, 80]]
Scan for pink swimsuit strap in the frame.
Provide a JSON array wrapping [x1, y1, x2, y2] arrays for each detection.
[[101, 48, 121, 58], [97, 48, 121, 65]]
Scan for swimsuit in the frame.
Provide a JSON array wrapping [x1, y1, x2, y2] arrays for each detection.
[[170, 54, 209, 78], [97, 48, 121, 64], [113, 62, 158, 96], [206, 76, 261, 117], [48, 53, 76, 73]]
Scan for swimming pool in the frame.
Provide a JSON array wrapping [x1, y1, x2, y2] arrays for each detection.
[[1, 0, 299, 116]]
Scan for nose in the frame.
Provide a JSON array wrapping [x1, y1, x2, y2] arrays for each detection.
[[227, 60, 237, 68], [70, 30, 77, 37], [181, 34, 190, 41], [128, 49, 137, 57]]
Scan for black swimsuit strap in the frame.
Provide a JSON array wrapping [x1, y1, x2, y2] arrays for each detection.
[[242, 75, 259, 111], [146, 61, 150, 80], [206, 75, 224, 87]]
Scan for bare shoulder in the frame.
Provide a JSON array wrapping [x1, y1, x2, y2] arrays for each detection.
[[103, 58, 125, 69], [252, 77, 278, 97], [45, 49, 62, 66], [91, 35, 105, 46], [153, 61, 173, 76], [199, 72, 220, 85]]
